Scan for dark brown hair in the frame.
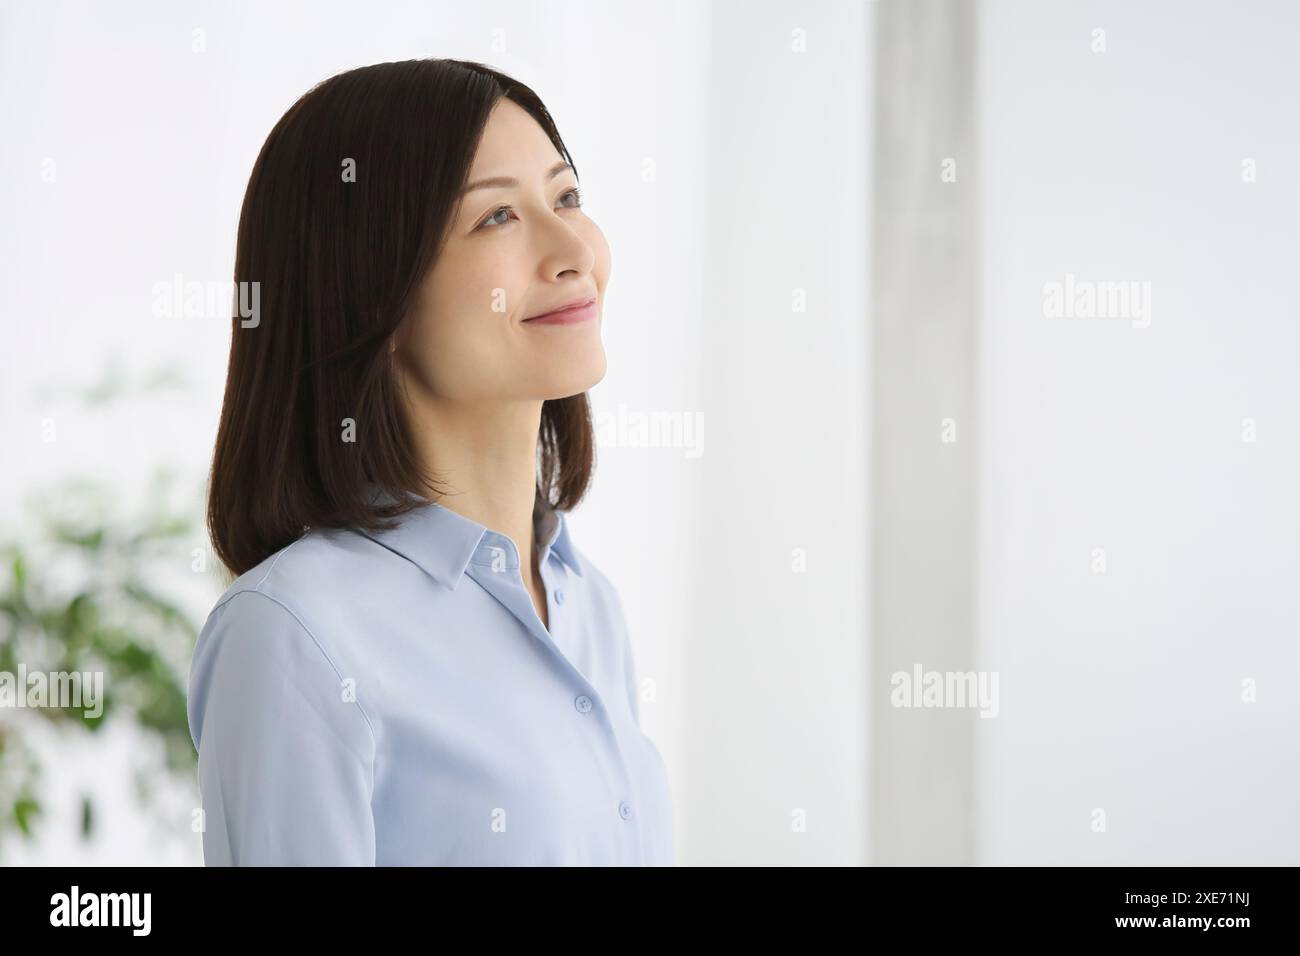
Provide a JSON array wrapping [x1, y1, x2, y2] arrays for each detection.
[[208, 58, 595, 579]]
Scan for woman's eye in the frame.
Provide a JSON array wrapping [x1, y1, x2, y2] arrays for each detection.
[[477, 188, 583, 231], [480, 206, 513, 229]]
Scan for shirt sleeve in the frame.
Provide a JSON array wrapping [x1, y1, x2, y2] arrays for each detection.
[[187, 589, 377, 866]]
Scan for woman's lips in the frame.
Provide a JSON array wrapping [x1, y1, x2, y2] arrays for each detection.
[[522, 297, 597, 326]]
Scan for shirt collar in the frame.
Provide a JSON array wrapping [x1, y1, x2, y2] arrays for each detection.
[[357, 482, 584, 590]]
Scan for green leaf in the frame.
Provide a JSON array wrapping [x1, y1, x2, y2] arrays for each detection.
[[50, 526, 106, 551], [13, 798, 41, 837], [80, 795, 94, 838]]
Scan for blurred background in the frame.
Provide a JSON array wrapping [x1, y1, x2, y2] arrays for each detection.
[[0, 0, 1295, 866]]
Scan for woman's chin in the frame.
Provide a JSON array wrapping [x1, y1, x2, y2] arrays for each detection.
[[539, 363, 607, 401]]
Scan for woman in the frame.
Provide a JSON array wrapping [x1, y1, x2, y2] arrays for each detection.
[[186, 58, 674, 866]]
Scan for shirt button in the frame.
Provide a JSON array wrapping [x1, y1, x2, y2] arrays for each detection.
[[618, 800, 633, 821], [554, 589, 566, 605], [574, 694, 593, 714]]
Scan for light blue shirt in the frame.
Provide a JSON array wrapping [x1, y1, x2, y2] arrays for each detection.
[[186, 484, 674, 866]]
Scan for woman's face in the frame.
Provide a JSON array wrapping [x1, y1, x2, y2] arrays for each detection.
[[396, 97, 610, 405]]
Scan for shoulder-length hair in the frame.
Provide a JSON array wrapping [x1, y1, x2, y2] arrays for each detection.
[[208, 58, 595, 579]]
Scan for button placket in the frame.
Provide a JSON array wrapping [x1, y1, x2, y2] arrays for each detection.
[[467, 547, 643, 841], [465, 557, 598, 707], [465, 515, 650, 858]]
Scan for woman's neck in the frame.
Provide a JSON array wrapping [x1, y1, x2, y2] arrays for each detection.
[[404, 395, 546, 589]]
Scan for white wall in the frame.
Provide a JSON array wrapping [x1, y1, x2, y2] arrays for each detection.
[[684, 0, 873, 865], [975, 0, 1300, 864]]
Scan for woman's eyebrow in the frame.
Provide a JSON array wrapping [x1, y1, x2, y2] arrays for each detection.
[[459, 160, 573, 196]]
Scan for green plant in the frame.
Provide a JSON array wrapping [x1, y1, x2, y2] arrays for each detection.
[[0, 470, 208, 856]]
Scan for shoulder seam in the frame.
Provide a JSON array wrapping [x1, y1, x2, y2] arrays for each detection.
[[213, 580, 379, 747], [210, 536, 305, 615], [252, 536, 299, 591]]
